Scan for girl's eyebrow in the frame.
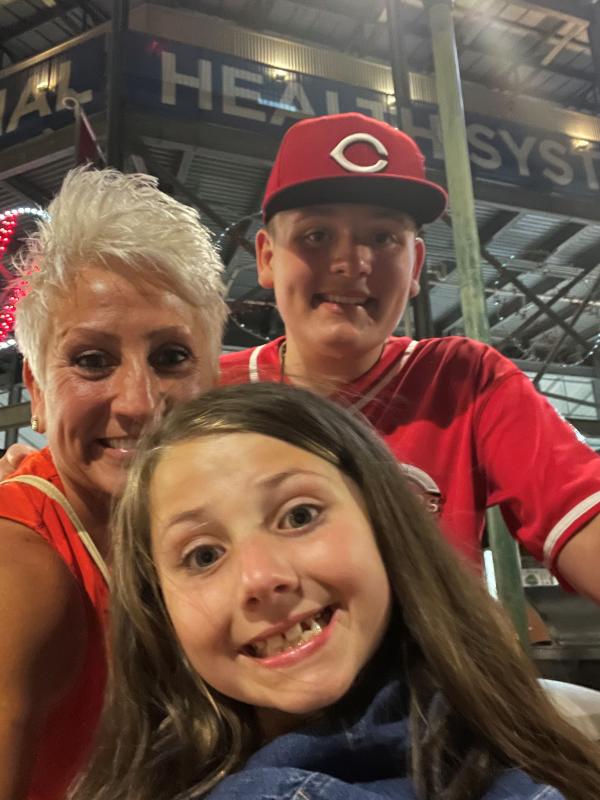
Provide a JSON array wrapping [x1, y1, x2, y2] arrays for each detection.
[[158, 470, 332, 537], [158, 469, 331, 536], [254, 468, 331, 491], [158, 509, 211, 538]]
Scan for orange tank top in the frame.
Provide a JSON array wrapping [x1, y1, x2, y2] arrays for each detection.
[[0, 447, 109, 800]]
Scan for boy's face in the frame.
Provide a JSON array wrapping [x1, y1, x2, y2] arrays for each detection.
[[256, 204, 425, 368]]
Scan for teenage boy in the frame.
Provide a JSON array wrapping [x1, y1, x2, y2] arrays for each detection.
[[220, 112, 600, 602]]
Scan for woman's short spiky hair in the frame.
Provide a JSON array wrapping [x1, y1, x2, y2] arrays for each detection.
[[14, 167, 228, 385]]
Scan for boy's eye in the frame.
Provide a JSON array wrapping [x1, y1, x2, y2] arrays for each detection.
[[371, 230, 399, 246], [280, 503, 320, 530], [150, 346, 191, 370], [304, 229, 329, 245], [184, 544, 225, 571]]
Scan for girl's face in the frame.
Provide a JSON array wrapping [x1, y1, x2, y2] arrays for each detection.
[[150, 431, 391, 736]]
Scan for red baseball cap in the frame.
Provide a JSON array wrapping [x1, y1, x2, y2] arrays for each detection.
[[262, 113, 447, 226]]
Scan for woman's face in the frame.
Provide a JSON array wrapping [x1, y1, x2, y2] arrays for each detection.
[[150, 431, 391, 738], [26, 265, 215, 503]]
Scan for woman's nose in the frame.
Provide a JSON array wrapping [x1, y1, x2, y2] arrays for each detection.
[[111, 364, 164, 424]]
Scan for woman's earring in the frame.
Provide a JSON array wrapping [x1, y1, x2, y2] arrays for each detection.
[[31, 415, 39, 432]]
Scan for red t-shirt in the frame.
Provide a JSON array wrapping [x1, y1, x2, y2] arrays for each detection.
[[220, 336, 600, 576], [0, 448, 108, 800]]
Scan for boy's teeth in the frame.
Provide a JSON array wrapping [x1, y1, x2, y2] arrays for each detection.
[[248, 609, 331, 659], [324, 295, 363, 304]]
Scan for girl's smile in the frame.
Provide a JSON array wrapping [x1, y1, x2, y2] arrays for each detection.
[[150, 431, 391, 736]]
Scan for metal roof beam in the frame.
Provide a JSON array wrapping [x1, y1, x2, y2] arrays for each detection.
[[517, 302, 585, 344], [2, 176, 51, 207], [517, 1, 593, 22], [478, 210, 522, 246], [588, 2, 600, 105], [132, 135, 256, 257], [241, 0, 277, 29], [80, 0, 109, 26], [487, 275, 560, 330], [454, 31, 592, 94], [531, 269, 600, 385], [495, 243, 600, 348], [0, 0, 88, 46], [436, 219, 585, 334]]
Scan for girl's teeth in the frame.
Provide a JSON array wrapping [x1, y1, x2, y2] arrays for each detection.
[[283, 623, 304, 645], [265, 634, 286, 657], [247, 609, 332, 659]]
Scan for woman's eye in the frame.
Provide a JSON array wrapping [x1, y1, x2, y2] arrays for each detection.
[[73, 351, 111, 370], [151, 346, 191, 370], [184, 544, 225, 571], [280, 504, 320, 530]]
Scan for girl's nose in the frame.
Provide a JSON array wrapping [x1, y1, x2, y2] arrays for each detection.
[[238, 536, 300, 611]]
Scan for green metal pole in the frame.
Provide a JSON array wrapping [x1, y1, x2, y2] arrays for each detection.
[[423, 0, 529, 647]]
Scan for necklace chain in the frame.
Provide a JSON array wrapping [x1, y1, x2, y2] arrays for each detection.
[[279, 341, 287, 382]]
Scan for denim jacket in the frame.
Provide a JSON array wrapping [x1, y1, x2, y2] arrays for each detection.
[[206, 682, 564, 800]]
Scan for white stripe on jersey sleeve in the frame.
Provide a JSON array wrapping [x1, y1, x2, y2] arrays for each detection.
[[543, 491, 600, 566], [248, 344, 266, 383]]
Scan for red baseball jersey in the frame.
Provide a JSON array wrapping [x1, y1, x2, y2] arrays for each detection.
[[220, 336, 600, 577]]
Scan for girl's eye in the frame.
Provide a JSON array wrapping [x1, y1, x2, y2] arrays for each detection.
[[150, 346, 192, 371], [73, 351, 112, 371], [280, 503, 320, 530], [183, 544, 225, 572]]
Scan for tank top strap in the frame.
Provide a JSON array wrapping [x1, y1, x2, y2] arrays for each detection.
[[1, 475, 110, 586]]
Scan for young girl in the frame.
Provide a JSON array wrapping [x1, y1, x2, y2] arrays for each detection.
[[72, 383, 600, 800]]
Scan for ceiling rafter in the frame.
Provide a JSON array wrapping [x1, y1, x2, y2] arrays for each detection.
[[0, 0, 107, 47], [495, 243, 600, 349], [436, 220, 587, 334], [507, 0, 593, 22]]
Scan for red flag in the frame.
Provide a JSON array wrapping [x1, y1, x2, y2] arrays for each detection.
[[74, 105, 106, 167]]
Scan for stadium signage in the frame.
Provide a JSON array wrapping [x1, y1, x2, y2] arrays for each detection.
[[1, 31, 599, 198]]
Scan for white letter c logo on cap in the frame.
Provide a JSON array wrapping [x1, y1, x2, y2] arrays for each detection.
[[329, 133, 389, 173]]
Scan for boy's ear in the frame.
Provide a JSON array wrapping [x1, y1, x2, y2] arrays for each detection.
[[256, 227, 275, 289], [23, 360, 47, 434], [409, 237, 426, 299]]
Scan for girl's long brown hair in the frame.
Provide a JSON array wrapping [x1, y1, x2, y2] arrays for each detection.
[[72, 382, 600, 800]]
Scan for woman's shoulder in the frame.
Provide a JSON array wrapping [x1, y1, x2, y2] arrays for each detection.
[[7, 446, 59, 481], [0, 448, 62, 535]]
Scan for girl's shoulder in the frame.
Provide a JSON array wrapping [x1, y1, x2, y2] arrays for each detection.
[[204, 765, 417, 800], [484, 770, 565, 800], [206, 766, 563, 800]]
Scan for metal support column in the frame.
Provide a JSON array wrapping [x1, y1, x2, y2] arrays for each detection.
[[385, 0, 411, 106], [386, 0, 433, 339], [589, 3, 600, 108], [4, 356, 23, 448], [106, 0, 129, 169], [423, 0, 528, 646]]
